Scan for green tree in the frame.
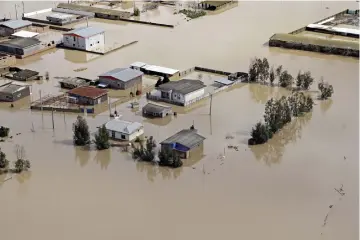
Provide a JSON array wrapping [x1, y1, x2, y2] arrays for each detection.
[[134, 7, 140, 16], [261, 58, 270, 83], [73, 116, 90, 146], [13, 145, 30, 173], [0, 126, 9, 138], [296, 71, 314, 90], [250, 122, 273, 144], [132, 136, 156, 162], [249, 58, 260, 82], [269, 66, 275, 85], [318, 80, 334, 100], [279, 70, 293, 88], [94, 125, 110, 150], [0, 148, 9, 170], [158, 147, 183, 168], [275, 65, 283, 80]]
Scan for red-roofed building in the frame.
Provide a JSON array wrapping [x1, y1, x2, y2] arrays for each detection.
[[67, 86, 108, 105]]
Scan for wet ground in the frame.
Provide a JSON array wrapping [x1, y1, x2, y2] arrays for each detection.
[[0, 1, 359, 240]]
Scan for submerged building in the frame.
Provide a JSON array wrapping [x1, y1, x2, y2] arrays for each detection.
[[104, 118, 144, 141], [0, 38, 41, 58], [0, 20, 32, 37], [0, 81, 30, 102], [98, 68, 143, 91], [62, 26, 105, 53]]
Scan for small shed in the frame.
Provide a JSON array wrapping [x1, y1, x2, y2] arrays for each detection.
[[160, 129, 205, 159], [59, 77, 90, 89], [67, 86, 108, 105], [142, 102, 172, 118], [104, 119, 144, 141], [12, 69, 39, 81], [215, 78, 233, 86], [0, 81, 30, 102]]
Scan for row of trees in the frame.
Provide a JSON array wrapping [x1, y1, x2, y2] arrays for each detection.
[[132, 136, 183, 168], [249, 92, 314, 145], [73, 116, 110, 150], [249, 57, 334, 99], [0, 145, 31, 174]]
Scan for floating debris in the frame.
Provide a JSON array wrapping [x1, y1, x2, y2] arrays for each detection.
[[225, 134, 234, 139], [74, 67, 87, 72]]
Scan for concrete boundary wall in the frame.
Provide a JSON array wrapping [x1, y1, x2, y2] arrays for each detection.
[[118, 18, 174, 28], [23, 8, 52, 17], [52, 8, 95, 17]]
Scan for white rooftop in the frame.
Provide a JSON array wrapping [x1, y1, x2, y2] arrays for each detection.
[[11, 30, 39, 38], [105, 119, 143, 135], [130, 62, 147, 68], [142, 64, 179, 75], [307, 23, 360, 36]]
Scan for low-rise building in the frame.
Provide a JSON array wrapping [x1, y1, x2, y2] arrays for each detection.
[[104, 119, 144, 141], [0, 81, 30, 102], [160, 128, 205, 159], [62, 26, 105, 53], [98, 68, 143, 91], [141, 64, 180, 78], [142, 102, 172, 118], [67, 86, 108, 105], [59, 77, 90, 89], [46, 13, 76, 25], [12, 69, 39, 81], [0, 20, 32, 37], [130, 61, 147, 71], [0, 38, 41, 57], [198, 1, 232, 11], [148, 79, 206, 106]]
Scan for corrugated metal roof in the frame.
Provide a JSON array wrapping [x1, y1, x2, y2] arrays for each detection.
[[157, 79, 206, 95], [0, 38, 40, 49], [105, 119, 143, 135], [0, 20, 32, 29], [160, 129, 205, 149], [307, 23, 360, 36], [67, 86, 107, 99], [215, 78, 233, 85], [142, 65, 179, 75], [99, 68, 143, 82], [0, 83, 28, 94], [130, 62, 147, 68], [48, 13, 74, 20], [142, 102, 172, 114], [64, 26, 104, 38], [11, 30, 39, 38]]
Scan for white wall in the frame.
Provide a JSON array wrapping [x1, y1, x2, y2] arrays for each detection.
[[63, 33, 104, 52], [108, 128, 144, 141], [184, 88, 205, 104], [128, 128, 144, 141]]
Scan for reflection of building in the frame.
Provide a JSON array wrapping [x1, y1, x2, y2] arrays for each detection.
[[148, 79, 206, 106], [67, 86, 108, 105], [0, 38, 41, 58], [0, 82, 30, 102], [104, 119, 144, 141], [62, 26, 105, 53], [99, 68, 143, 90], [160, 128, 205, 159], [0, 20, 32, 37], [64, 49, 99, 63]]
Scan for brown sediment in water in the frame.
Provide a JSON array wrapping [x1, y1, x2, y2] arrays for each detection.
[[0, 1, 358, 240]]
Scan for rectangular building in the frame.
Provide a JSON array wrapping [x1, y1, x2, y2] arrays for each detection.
[[62, 26, 105, 53], [0, 20, 32, 37], [98, 68, 143, 91], [47, 13, 76, 25], [12, 69, 39, 81], [104, 119, 144, 141], [67, 86, 108, 105], [0, 81, 30, 102], [160, 129, 205, 159], [0, 38, 41, 57], [142, 102, 172, 118]]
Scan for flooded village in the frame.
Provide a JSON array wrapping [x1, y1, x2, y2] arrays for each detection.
[[0, 1, 359, 240]]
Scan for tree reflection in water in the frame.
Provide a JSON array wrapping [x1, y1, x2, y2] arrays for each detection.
[[94, 149, 111, 170], [250, 112, 312, 166], [75, 146, 91, 168], [249, 83, 280, 104], [320, 99, 333, 114], [136, 161, 183, 182]]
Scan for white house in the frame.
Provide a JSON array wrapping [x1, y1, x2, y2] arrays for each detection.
[[104, 119, 144, 141], [62, 26, 105, 53], [150, 79, 206, 106]]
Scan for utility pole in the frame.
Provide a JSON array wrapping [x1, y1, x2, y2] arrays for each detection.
[[86, 17, 89, 27], [39, 90, 43, 112], [51, 107, 55, 130], [15, 4, 18, 20], [22, 1, 25, 15], [209, 94, 213, 115]]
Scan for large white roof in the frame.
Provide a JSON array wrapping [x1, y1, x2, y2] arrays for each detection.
[[130, 62, 147, 68], [11, 30, 39, 38], [142, 64, 179, 75], [307, 23, 360, 36], [105, 119, 143, 135]]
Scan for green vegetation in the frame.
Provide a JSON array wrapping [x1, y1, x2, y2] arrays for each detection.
[[318, 79, 334, 100], [132, 136, 156, 162], [279, 70, 293, 88], [0, 148, 9, 172], [13, 159, 31, 173], [1, 145, 31, 174], [296, 71, 314, 90], [158, 147, 183, 168], [0, 126, 10, 138], [134, 7, 140, 16], [249, 92, 314, 145], [179, 9, 206, 19], [73, 116, 90, 146], [94, 125, 110, 150]]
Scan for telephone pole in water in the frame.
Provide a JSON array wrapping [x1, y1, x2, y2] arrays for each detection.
[[209, 94, 213, 115]]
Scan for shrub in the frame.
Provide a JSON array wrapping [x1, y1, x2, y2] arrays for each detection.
[[73, 116, 90, 146], [134, 7, 140, 16], [158, 147, 183, 168], [94, 125, 110, 150], [0, 148, 9, 170], [13, 159, 31, 173], [296, 71, 314, 90], [318, 80, 334, 100], [132, 136, 156, 162], [0, 126, 9, 138], [249, 122, 273, 145], [279, 70, 293, 88]]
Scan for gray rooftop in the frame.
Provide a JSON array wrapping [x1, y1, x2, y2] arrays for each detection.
[[64, 26, 104, 38], [0, 83, 29, 94], [157, 79, 206, 95], [160, 129, 205, 149], [105, 119, 143, 135], [142, 102, 172, 114], [0, 38, 40, 49], [0, 19, 32, 29], [13, 69, 39, 79], [99, 68, 144, 82]]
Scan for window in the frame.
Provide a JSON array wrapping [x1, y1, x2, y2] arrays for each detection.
[[121, 134, 126, 139], [73, 36, 76, 41], [90, 44, 92, 46], [73, 44, 75, 47], [97, 41, 99, 43]]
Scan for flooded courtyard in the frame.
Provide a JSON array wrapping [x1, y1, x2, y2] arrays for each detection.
[[0, 1, 359, 240]]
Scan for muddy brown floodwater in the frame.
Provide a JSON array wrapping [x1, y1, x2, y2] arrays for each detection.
[[0, 1, 359, 240]]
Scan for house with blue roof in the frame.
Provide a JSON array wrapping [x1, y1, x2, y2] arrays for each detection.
[[62, 26, 104, 53], [98, 68, 144, 92]]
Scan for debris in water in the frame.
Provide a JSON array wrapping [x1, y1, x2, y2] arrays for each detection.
[[225, 134, 234, 139], [323, 213, 329, 227], [334, 184, 345, 196], [74, 67, 87, 72], [329, 205, 333, 208], [344, 156, 346, 160]]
